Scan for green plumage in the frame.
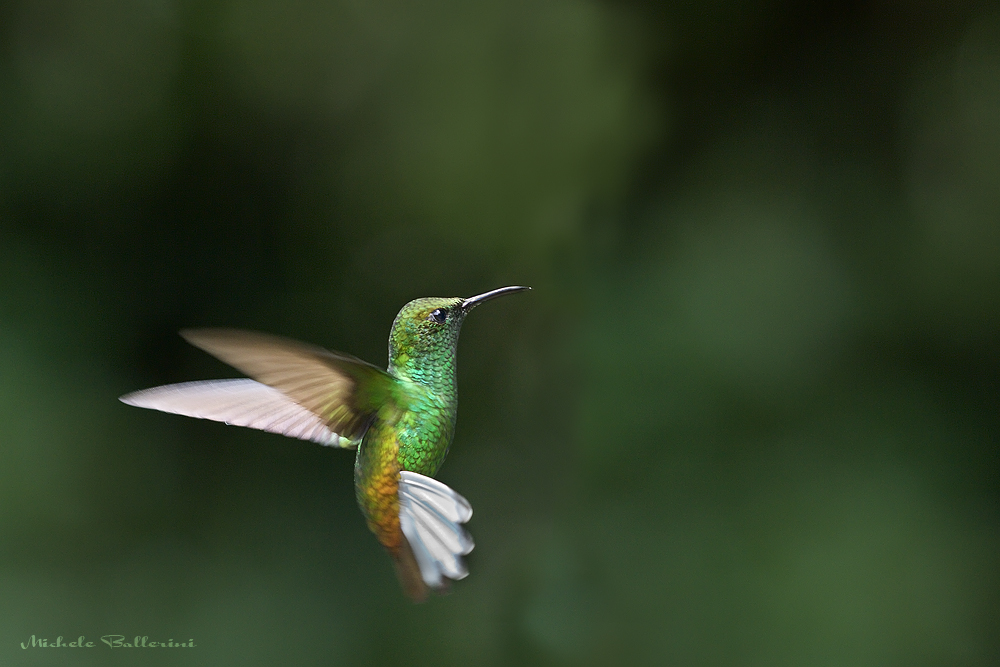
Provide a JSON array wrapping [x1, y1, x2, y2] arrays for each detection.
[[386, 296, 464, 473]]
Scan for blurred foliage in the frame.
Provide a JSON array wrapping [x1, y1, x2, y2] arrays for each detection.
[[1, 0, 998, 665]]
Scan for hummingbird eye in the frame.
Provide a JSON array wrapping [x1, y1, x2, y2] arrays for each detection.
[[429, 308, 448, 323]]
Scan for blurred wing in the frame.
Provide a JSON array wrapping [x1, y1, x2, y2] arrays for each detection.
[[180, 328, 418, 442], [120, 378, 354, 447], [398, 471, 474, 588]]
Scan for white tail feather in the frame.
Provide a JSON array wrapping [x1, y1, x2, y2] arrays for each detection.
[[119, 379, 352, 447], [398, 471, 474, 588]]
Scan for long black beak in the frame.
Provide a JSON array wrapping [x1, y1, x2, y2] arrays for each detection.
[[461, 286, 531, 312]]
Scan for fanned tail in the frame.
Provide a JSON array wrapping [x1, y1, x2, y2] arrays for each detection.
[[397, 471, 474, 598]]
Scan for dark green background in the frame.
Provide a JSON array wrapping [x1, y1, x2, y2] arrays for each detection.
[[2, 1, 998, 665]]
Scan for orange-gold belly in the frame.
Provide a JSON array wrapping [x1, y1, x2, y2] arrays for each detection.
[[354, 420, 403, 550]]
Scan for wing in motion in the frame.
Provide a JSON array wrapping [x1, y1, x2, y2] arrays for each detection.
[[120, 378, 354, 447], [120, 329, 422, 445]]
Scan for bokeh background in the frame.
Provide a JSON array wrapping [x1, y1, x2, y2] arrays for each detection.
[[2, 0, 999, 665]]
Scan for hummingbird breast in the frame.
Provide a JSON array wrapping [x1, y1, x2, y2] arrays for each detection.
[[394, 395, 457, 477], [353, 395, 456, 549]]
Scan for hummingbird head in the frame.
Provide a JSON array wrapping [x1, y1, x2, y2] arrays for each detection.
[[388, 286, 530, 388]]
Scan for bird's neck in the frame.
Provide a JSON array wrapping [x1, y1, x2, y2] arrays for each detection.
[[388, 344, 458, 408]]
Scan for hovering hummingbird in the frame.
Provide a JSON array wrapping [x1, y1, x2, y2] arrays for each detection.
[[120, 286, 530, 601]]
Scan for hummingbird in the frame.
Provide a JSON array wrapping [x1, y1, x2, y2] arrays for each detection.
[[120, 286, 530, 601]]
